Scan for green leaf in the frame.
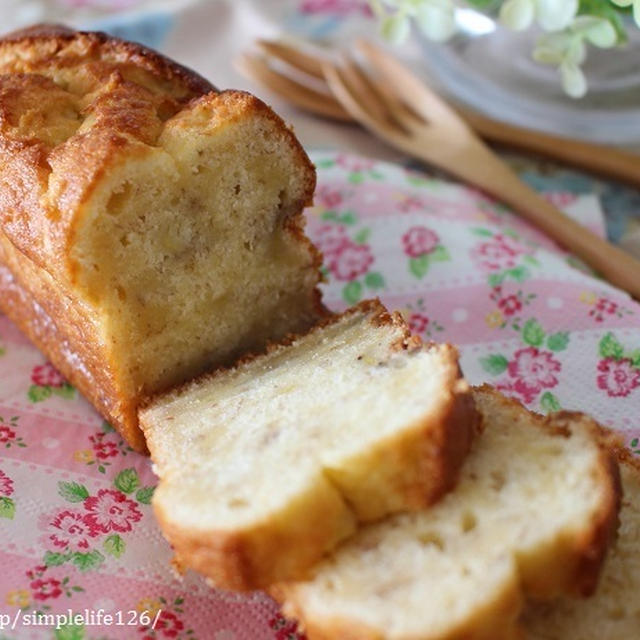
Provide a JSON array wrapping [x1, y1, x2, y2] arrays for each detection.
[[522, 254, 540, 267], [342, 280, 363, 305], [547, 332, 570, 352], [364, 272, 385, 290], [479, 354, 509, 376], [578, 0, 628, 43], [320, 211, 338, 221], [27, 385, 52, 403], [135, 486, 155, 505], [58, 481, 90, 503], [348, 172, 364, 184], [488, 273, 505, 288], [471, 227, 493, 237], [466, 0, 499, 7], [628, 350, 640, 367], [44, 551, 68, 567], [114, 468, 140, 494], [353, 228, 371, 244], [506, 266, 530, 283], [314, 159, 335, 169], [71, 550, 104, 572], [599, 332, 624, 360], [52, 383, 74, 399], [101, 421, 115, 433], [339, 211, 357, 225], [522, 319, 545, 347], [429, 245, 451, 263], [0, 496, 15, 519], [406, 175, 434, 188], [54, 623, 85, 640], [540, 392, 561, 413], [409, 255, 430, 279], [103, 534, 125, 558]]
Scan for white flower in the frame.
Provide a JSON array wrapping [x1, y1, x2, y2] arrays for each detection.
[[381, 13, 411, 43], [533, 16, 617, 98], [415, 0, 456, 42], [500, 0, 578, 31], [610, 0, 640, 28], [375, 0, 456, 43]]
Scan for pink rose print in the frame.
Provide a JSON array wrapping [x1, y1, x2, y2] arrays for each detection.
[[0, 425, 16, 444], [31, 362, 65, 388], [589, 298, 618, 322], [0, 470, 14, 496], [335, 154, 375, 172], [315, 185, 343, 209], [148, 611, 185, 639], [83, 489, 142, 534], [397, 195, 425, 213], [402, 227, 439, 258], [471, 234, 529, 272], [90, 432, 119, 460], [498, 295, 522, 317], [507, 347, 561, 403], [408, 313, 429, 335], [30, 577, 62, 601], [270, 612, 307, 640], [329, 243, 374, 281], [543, 191, 577, 208], [60, 0, 141, 8], [314, 224, 351, 258], [300, 0, 372, 15], [42, 509, 98, 552], [597, 358, 640, 398]]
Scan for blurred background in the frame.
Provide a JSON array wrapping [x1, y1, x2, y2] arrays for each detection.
[[0, 0, 638, 250]]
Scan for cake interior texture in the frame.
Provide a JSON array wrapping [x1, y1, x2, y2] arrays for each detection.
[[0, 27, 321, 449], [72, 92, 320, 397], [522, 452, 640, 640], [140, 301, 473, 589], [275, 387, 619, 640]]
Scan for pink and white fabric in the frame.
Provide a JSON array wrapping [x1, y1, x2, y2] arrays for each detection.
[[0, 152, 638, 639]]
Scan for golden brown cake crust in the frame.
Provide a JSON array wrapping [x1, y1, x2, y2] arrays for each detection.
[[0, 24, 213, 277], [0, 25, 320, 451]]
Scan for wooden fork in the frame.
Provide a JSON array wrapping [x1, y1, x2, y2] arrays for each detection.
[[238, 39, 640, 298], [237, 39, 640, 187]]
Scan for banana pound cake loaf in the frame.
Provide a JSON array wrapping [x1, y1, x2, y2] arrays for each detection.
[[0, 25, 322, 451]]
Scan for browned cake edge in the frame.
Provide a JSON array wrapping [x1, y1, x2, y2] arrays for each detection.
[[142, 299, 478, 591], [268, 386, 622, 640]]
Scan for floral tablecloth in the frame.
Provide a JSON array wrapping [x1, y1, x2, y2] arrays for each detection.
[[0, 152, 639, 640], [0, 1, 639, 639]]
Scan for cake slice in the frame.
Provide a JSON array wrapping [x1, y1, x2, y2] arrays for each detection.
[[522, 448, 640, 640], [273, 386, 621, 640], [0, 25, 322, 452], [139, 299, 476, 591]]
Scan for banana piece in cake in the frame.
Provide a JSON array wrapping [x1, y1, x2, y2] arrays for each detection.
[[522, 447, 640, 640], [273, 386, 621, 640], [0, 25, 322, 452], [139, 299, 477, 591]]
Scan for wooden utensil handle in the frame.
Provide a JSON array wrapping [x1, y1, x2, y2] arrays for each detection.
[[461, 145, 640, 299], [460, 108, 640, 187]]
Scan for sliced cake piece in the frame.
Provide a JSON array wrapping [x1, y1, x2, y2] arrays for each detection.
[[139, 299, 476, 591], [273, 386, 621, 640], [522, 448, 640, 640]]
